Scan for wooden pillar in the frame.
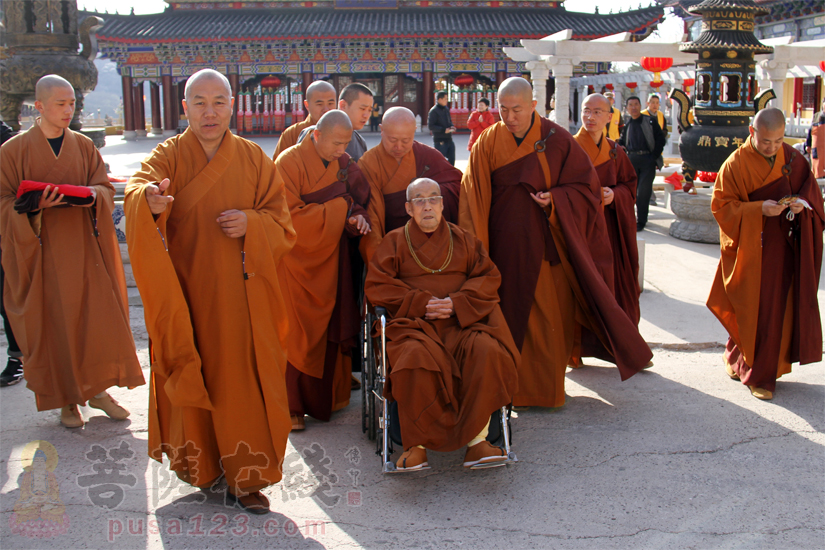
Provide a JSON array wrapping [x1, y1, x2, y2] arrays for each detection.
[[170, 81, 180, 132], [496, 70, 506, 88], [133, 82, 146, 135], [422, 69, 433, 119], [162, 75, 175, 135], [302, 69, 313, 94], [150, 82, 162, 134], [121, 75, 135, 138], [229, 73, 239, 131]]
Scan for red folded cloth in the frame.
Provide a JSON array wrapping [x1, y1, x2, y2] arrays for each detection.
[[14, 180, 95, 214], [16, 180, 94, 199]]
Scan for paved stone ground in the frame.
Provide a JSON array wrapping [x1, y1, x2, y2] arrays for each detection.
[[0, 133, 822, 549]]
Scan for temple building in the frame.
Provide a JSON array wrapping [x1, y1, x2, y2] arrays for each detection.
[[85, 0, 665, 137]]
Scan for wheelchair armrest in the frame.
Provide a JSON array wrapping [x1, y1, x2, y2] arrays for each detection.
[[374, 306, 388, 319]]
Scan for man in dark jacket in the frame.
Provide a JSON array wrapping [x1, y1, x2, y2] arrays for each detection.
[[428, 91, 457, 166], [618, 96, 666, 231]]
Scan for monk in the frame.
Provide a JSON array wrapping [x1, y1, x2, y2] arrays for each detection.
[[272, 80, 337, 159], [358, 106, 462, 262], [0, 75, 144, 428], [365, 178, 519, 471], [298, 83, 374, 161], [276, 110, 371, 430], [573, 94, 641, 326], [125, 69, 296, 514], [707, 108, 824, 400], [460, 77, 652, 408]]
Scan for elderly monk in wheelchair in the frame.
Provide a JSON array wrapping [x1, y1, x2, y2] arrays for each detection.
[[365, 178, 520, 471]]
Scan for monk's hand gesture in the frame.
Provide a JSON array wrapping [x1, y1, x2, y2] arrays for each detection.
[[530, 191, 551, 208], [217, 210, 248, 238], [602, 187, 615, 206], [146, 178, 174, 215], [425, 297, 454, 320], [348, 214, 371, 235], [38, 185, 65, 210], [761, 199, 787, 217], [788, 200, 805, 215]]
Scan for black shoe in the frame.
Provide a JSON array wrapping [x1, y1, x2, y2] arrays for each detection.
[[636, 225, 645, 232], [0, 357, 23, 387]]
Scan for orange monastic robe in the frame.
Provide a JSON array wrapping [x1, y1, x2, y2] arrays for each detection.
[[125, 129, 296, 493], [707, 139, 823, 392], [276, 136, 370, 420], [358, 141, 462, 262], [461, 114, 651, 408], [365, 219, 519, 451], [273, 115, 315, 160], [0, 123, 144, 411]]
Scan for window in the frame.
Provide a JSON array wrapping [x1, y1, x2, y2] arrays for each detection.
[[697, 72, 712, 105], [403, 79, 417, 103], [719, 73, 741, 105], [802, 81, 817, 110], [384, 75, 399, 103]]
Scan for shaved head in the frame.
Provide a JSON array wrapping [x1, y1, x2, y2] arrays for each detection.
[[752, 107, 785, 132], [382, 106, 416, 127], [498, 77, 534, 103], [749, 107, 786, 158], [306, 80, 336, 102], [313, 109, 353, 162], [184, 69, 231, 101], [406, 178, 440, 201], [380, 107, 416, 160], [583, 93, 610, 111], [316, 109, 353, 133], [405, 178, 443, 232], [35, 75, 74, 102]]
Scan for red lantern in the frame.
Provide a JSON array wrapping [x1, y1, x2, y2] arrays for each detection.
[[820, 61, 825, 72], [650, 81, 665, 89], [625, 82, 638, 90], [641, 57, 673, 84], [605, 83, 614, 90], [260, 75, 281, 88], [454, 74, 474, 87], [683, 78, 695, 87]]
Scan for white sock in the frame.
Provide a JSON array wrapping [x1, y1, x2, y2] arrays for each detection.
[[94, 391, 107, 399], [468, 424, 490, 448]]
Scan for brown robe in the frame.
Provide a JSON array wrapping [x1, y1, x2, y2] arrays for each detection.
[[273, 115, 315, 160], [460, 114, 652, 407], [358, 141, 462, 262], [276, 136, 371, 421], [707, 140, 824, 391], [0, 122, 144, 411], [365, 218, 519, 451], [125, 128, 295, 493], [574, 128, 640, 324]]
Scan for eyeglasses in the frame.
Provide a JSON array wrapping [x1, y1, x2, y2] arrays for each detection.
[[409, 196, 443, 207], [581, 109, 606, 118]]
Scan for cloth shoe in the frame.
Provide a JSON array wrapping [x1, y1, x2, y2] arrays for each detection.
[[0, 357, 23, 387], [227, 490, 270, 515], [749, 386, 773, 400], [88, 392, 130, 420], [463, 440, 508, 468], [60, 404, 85, 428], [291, 415, 305, 431], [396, 447, 429, 471], [724, 361, 740, 380]]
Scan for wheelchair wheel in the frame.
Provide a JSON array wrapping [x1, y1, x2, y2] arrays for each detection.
[[360, 312, 370, 435]]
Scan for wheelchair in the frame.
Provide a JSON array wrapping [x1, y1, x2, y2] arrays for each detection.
[[360, 303, 518, 473]]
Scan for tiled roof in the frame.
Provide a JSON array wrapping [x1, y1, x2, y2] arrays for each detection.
[[87, 7, 664, 43], [686, 0, 769, 15], [680, 30, 775, 52]]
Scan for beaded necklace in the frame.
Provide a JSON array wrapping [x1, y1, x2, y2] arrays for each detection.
[[403, 221, 453, 274]]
